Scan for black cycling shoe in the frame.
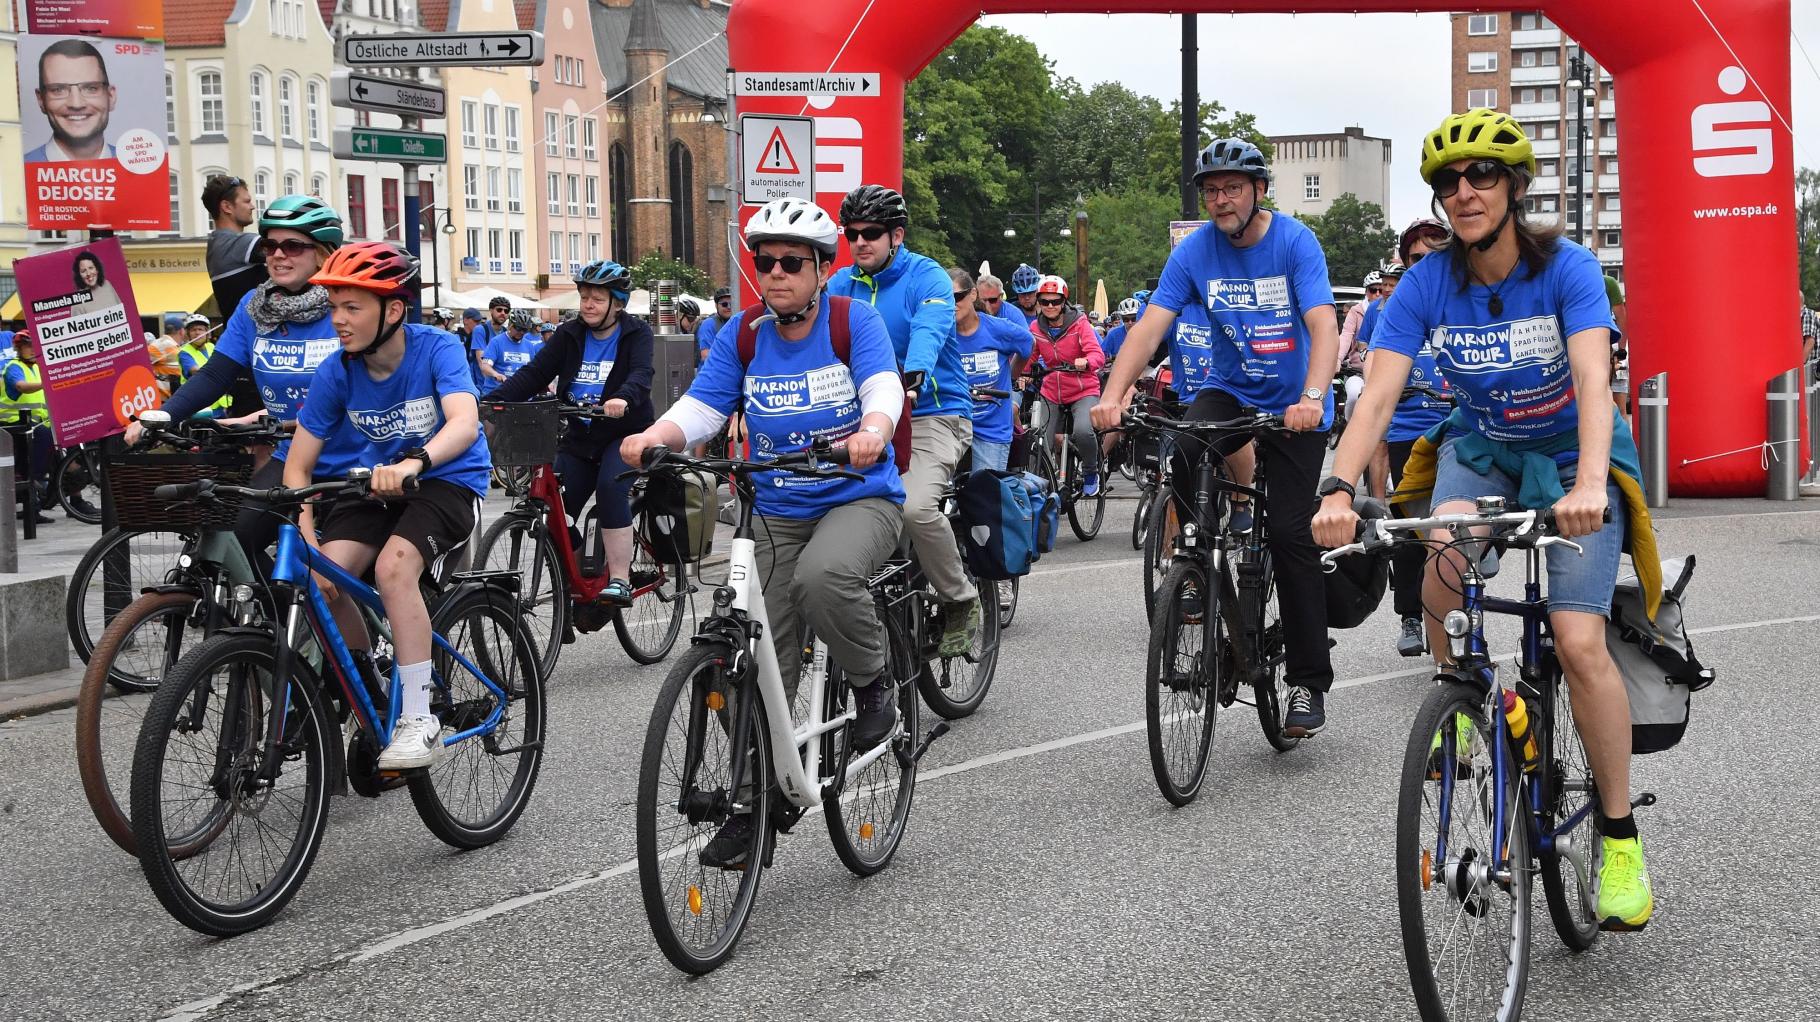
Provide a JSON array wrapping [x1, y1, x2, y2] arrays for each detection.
[[1397, 616, 1427, 657], [698, 813, 755, 869], [849, 679, 898, 751], [1283, 687, 1326, 737]]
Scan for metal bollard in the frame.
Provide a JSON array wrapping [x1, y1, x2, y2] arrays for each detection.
[[1767, 368, 1802, 500], [0, 429, 16, 573], [1636, 372, 1669, 508], [1805, 364, 1820, 486]]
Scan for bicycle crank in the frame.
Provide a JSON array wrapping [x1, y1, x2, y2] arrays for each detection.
[[898, 721, 950, 769]]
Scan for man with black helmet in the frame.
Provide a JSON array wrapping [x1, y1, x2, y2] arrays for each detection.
[[697, 286, 734, 362], [828, 184, 980, 657]]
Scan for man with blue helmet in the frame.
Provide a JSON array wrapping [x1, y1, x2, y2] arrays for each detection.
[[1009, 263, 1042, 321]]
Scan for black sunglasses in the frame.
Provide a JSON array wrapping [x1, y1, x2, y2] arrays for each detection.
[[753, 253, 814, 275], [953, 289, 973, 303], [259, 238, 315, 257], [1036, 297, 1065, 307], [1431, 159, 1507, 199], [980, 295, 1002, 304], [844, 225, 890, 242]]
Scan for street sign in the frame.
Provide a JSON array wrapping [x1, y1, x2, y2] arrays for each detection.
[[740, 114, 814, 206], [734, 71, 881, 98], [334, 126, 447, 164], [339, 31, 544, 68], [330, 70, 446, 118]]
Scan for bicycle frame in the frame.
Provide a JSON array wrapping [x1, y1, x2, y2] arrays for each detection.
[[513, 462, 685, 605]]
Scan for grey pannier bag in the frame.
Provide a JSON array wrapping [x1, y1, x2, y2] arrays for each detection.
[[1605, 555, 1715, 754]]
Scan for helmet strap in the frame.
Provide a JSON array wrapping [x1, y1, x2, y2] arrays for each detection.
[[349, 296, 406, 359], [1471, 204, 1515, 252], [761, 292, 818, 327], [1224, 182, 1267, 242]]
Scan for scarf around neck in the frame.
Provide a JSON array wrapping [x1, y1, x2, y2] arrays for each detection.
[[247, 279, 331, 332]]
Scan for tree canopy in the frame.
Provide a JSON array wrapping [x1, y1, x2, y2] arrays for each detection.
[[1295, 193, 1398, 288]]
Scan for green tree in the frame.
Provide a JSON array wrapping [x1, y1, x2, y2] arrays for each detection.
[[1296, 193, 1397, 288], [1142, 97, 1275, 206], [1797, 166, 1820, 301], [629, 251, 712, 297], [1082, 189, 1181, 303]]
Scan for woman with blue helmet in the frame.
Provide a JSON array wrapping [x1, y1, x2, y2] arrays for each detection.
[[490, 259, 655, 604]]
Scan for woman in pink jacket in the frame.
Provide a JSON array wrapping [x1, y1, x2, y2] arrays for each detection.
[[1025, 274, 1107, 495]]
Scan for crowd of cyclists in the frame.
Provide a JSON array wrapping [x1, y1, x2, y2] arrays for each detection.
[[50, 103, 1660, 970]]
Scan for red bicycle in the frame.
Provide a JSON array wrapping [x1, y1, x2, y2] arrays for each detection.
[[477, 401, 696, 678]]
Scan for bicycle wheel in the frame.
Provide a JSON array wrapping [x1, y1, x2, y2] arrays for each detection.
[[824, 633, 920, 876], [1130, 483, 1153, 551], [916, 572, 1000, 720], [408, 587, 547, 849], [996, 576, 1019, 630], [1069, 470, 1107, 541], [636, 644, 771, 974], [75, 590, 203, 856], [131, 631, 333, 936], [1145, 559, 1219, 806], [1243, 545, 1299, 753], [1141, 492, 1180, 621], [67, 528, 190, 665], [1539, 673, 1602, 952], [1397, 681, 1531, 1022], [614, 535, 689, 665], [55, 446, 103, 524], [474, 514, 567, 683]]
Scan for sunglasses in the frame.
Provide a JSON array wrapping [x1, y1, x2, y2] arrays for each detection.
[[716, 299, 731, 306], [1431, 159, 1507, 199], [753, 253, 814, 275], [953, 289, 974, 303], [843, 225, 890, 242], [259, 238, 315, 258], [1036, 297, 1065, 308], [980, 295, 1003, 305]]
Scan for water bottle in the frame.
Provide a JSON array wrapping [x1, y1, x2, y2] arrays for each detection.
[[1502, 689, 1540, 772]]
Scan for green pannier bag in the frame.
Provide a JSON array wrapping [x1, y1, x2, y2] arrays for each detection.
[[635, 468, 718, 567]]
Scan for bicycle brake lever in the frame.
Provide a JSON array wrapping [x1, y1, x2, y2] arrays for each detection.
[[1534, 535, 1584, 556]]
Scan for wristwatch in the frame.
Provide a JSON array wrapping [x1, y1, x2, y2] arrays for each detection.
[[395, 447, 433, 474], [859, 425, 885, 439], [1317, 475, 1355, 500], [1302, 386, 1325, 403]]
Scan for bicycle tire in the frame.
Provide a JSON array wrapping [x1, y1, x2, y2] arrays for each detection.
[[1145, 559, 1219, 806], [614, 535, 688, 665], [55, 446, 103, 524], [1397, 681, 1531, 1022], [407, 587, 547, 849], [75, 591, 201, 856], [1244, 545, 1299, 753], [915, 571, 1000, 720], [474, 514, 568, 683], [67, 528, 190, 666], [1130, 484, 1153, 551], [1141, 492, 1179, 621], [996, 576, 1019, 630], [1069, 475, 1107, 542], [131, 631, 333, 936], [636, 643, 770, 974], [1538, 672, 1602, 952], [824, 619, 920, 876]]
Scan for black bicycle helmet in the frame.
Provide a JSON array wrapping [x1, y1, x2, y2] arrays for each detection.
[[676, 297, 699, 319], [1324, 496, 1392, 629], [488, 295, 512, 311], [839, 184, 908, 229]]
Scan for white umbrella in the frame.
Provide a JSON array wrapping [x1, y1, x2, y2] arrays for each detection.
[[454, 284, 544, 310], [542, 290, 581, 311]]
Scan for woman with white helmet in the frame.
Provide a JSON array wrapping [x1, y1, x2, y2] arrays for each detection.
[[623, 198, 909, 867]]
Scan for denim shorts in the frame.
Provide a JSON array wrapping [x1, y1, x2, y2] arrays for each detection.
[[1430, 438, 1625, 617], [970, 439, 1010, 474]]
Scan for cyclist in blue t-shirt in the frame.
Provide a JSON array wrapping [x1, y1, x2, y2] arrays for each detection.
[[1315, 110, 1653, 932], [976, 272, 1027, 330], [1095, 138, 1342, 738], [289, 241, 490, 772], [950, 267, 1032, 473], [479, 309, 543, 395], [623, 199, 907, 866]]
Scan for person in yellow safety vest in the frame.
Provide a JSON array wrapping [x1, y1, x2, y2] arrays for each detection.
[[1, 330, 57, 523], [147, 328, 184, 399], [178, 314, 231, 415]]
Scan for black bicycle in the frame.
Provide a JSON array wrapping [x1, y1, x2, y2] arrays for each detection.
[[1020, 364, 1107, 542], [965, 383, 1020, 631], [1125, 407, 1299, 806]]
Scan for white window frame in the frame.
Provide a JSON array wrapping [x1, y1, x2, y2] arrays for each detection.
[[507, 168, 522, 213], [253, 170, 271, 210], [1468, 52, 1498, 73], [1467, 88, 1498, 109], [165, 71, 177, 137], [1466, 14, 1498, 35], [487, 229, 502, 261], [279, 75, 297, 140], [504, 106, 521, 153], [306, 79, 323, 143], [1303, 174, 1320, 201], [547, 172, 561, 214], [484, 104, 500, 151], [564, 116, 578, 159], [585, 177, 598, 218], [486, 167, 501, 212], [508, 230, 523, 262], [545, 111, 559, 156], [311, 173, 327, 199], [249, 72, 267, 135], [197, 71, 225, 134], [461, 101, 478, 149], [582, 117, 597, 161], [567, 174, 580, 216], [466, 227, 481, 262], [549, 232, 563, 274], [283, 171, 299, 196], [464, 166, 480, 210]]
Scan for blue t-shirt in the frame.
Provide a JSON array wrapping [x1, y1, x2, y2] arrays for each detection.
[[212, 289, 363, 474], [828, 249, 970, 420], [1101, 323, 1128, 361], [695, 316, 728, 355], [480, 332, 542, 394], [689, 299, 905, 519], [1168, 303, 1217, 399], [567, 324, 622, 404], [957, 314, 1032, 444], [1152, 214, 1335, 427], [1372, 239, 1615, 444], [298, 324, 491, 496], [992, 301, 1029, 330]]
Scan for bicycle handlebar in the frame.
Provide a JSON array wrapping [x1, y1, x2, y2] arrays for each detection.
[[1319, 505, 1613, 567], [1121, 407, 1288, 437], [970, 386, 1011, 401], [637, 441, 865, 483], [151, 468, 418, 508], [133, 410, 290, 449]]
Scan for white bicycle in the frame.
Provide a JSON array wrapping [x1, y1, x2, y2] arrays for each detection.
[[632, 444, 948, 974]]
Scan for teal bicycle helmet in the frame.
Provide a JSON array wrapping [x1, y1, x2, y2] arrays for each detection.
[[259, 194, 344, 248]]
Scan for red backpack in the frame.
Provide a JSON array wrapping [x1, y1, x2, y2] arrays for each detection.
[[735, 296, 912, 472]]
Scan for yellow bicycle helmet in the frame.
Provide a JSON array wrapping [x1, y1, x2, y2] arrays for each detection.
[[1420, 109, 1537, 183]]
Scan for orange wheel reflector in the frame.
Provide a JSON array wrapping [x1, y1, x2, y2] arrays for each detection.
[[706, 691, 725, 712], [859, 822, 875, 841], [688, 885, 703, 915], [1421, 848, 1434, 890]]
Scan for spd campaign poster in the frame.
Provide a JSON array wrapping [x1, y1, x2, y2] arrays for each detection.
[[26, 0, 164, 40], [15, 238, 161, 446], [18, 33, 170, 232]]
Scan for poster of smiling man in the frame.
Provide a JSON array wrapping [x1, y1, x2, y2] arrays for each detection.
[[18, 33, 170, 231]]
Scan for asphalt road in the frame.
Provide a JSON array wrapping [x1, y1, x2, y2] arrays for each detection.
[[3, 494, 1818, 1022]]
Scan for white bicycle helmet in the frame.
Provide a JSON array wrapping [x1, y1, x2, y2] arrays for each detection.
[[1363, 270, 1384, 289], [1115, 297, 1140, 317], [744, 198, 839, 259]]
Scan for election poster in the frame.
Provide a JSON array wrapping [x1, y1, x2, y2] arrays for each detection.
[[1169, 220, 1208, 249], [26, 0, 164, 40], [14, 238, 161, 446], [19, 33, 170, 232]]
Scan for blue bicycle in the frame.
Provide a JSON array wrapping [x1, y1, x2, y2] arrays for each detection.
[[129, 470, 544, 936], [1324, 498, 1643, 1022]]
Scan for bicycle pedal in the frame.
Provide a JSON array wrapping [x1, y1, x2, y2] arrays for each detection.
[[1631, 792, 1657, 810]]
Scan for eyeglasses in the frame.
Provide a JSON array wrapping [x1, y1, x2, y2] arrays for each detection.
[[843, 225, 889, 243], [1036, 297, 1065, 308], [259, 238, 315, 258], [716, 298, 731, 307], [1431, 160, 1507, 199], [1199, 180, 1250, 200], [753, 253, 813, 275], [42, 81, 107, 100], [953, 289, 974, 303], [980, 295, 1003, 305]]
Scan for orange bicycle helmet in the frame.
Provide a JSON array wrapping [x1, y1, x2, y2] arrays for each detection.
[[311, 241, 419, 295]]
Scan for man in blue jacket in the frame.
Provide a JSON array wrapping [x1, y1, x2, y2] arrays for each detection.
[[828, 184, 979, 656]]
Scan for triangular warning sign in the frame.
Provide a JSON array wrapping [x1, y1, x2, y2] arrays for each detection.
[[756, 126, 801, 175]]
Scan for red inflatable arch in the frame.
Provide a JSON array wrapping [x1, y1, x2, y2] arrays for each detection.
[[727, 0, 1798, 497]]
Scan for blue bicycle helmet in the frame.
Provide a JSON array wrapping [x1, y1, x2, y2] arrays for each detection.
[[1192, 138, 1270, 186], [575, 259, 632, 299], [1011, 264, 1041, 295], [1133, 289, 1152, 308]]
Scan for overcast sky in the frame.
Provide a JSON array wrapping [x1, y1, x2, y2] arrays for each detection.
[[983, 9, 1820, 230]]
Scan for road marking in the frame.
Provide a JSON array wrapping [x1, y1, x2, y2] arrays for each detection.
[[156, 609, 1815, 1020], [1653, 507, 1820, 522]]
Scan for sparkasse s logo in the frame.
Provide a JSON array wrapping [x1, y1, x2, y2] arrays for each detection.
[[1691, 66, 1772, 178]]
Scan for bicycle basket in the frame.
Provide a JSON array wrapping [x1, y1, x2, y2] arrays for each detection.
[[105, 448, 255, 531], [482, 401, 561, 467]]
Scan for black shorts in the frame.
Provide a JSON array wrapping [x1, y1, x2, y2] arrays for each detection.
[[316, 478, 480, 572]]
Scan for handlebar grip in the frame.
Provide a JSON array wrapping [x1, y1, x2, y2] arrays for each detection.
[[641, 443, 671, 471], [973, 387, 1011, 400], [152, 481, 208, 501]]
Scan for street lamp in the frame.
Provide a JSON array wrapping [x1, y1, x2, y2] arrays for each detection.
[[420, 204, 458, 308], [1566, 54, 1599, 246]]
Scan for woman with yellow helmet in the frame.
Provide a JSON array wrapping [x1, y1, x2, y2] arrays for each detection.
[[1314, 109, 1653, 932]]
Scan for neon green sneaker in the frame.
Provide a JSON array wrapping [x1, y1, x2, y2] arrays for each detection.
[[1597, 835, 1654, 931], [1427, 712, 1476, 780]]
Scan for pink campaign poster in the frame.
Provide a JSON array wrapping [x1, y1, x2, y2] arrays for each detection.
[[14, 238, 160, 446]]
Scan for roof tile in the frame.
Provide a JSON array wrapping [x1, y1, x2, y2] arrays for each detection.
[[165, 0, 238, 47]]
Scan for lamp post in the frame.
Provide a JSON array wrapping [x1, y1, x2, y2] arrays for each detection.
[[1566, 54, 1598, 246], [418, 204, 459, 309]]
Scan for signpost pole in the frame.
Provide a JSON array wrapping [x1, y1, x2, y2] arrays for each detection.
[[725, 71, 740, 310], [402, 115, 424, 322]]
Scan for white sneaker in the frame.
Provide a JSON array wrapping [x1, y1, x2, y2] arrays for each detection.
[[378, 714, 443, 770]]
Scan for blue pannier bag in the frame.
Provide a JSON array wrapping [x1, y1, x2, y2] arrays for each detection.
[[1018, 471, 1060, 555], [955, 470, 1039, 580]]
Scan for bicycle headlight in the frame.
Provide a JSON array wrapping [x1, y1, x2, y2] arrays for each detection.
[[232, 584, 255, 605], [1442, 610, 1472, 639]]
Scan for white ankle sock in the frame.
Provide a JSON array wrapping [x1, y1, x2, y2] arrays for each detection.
[[398, 660, 433, 719]]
